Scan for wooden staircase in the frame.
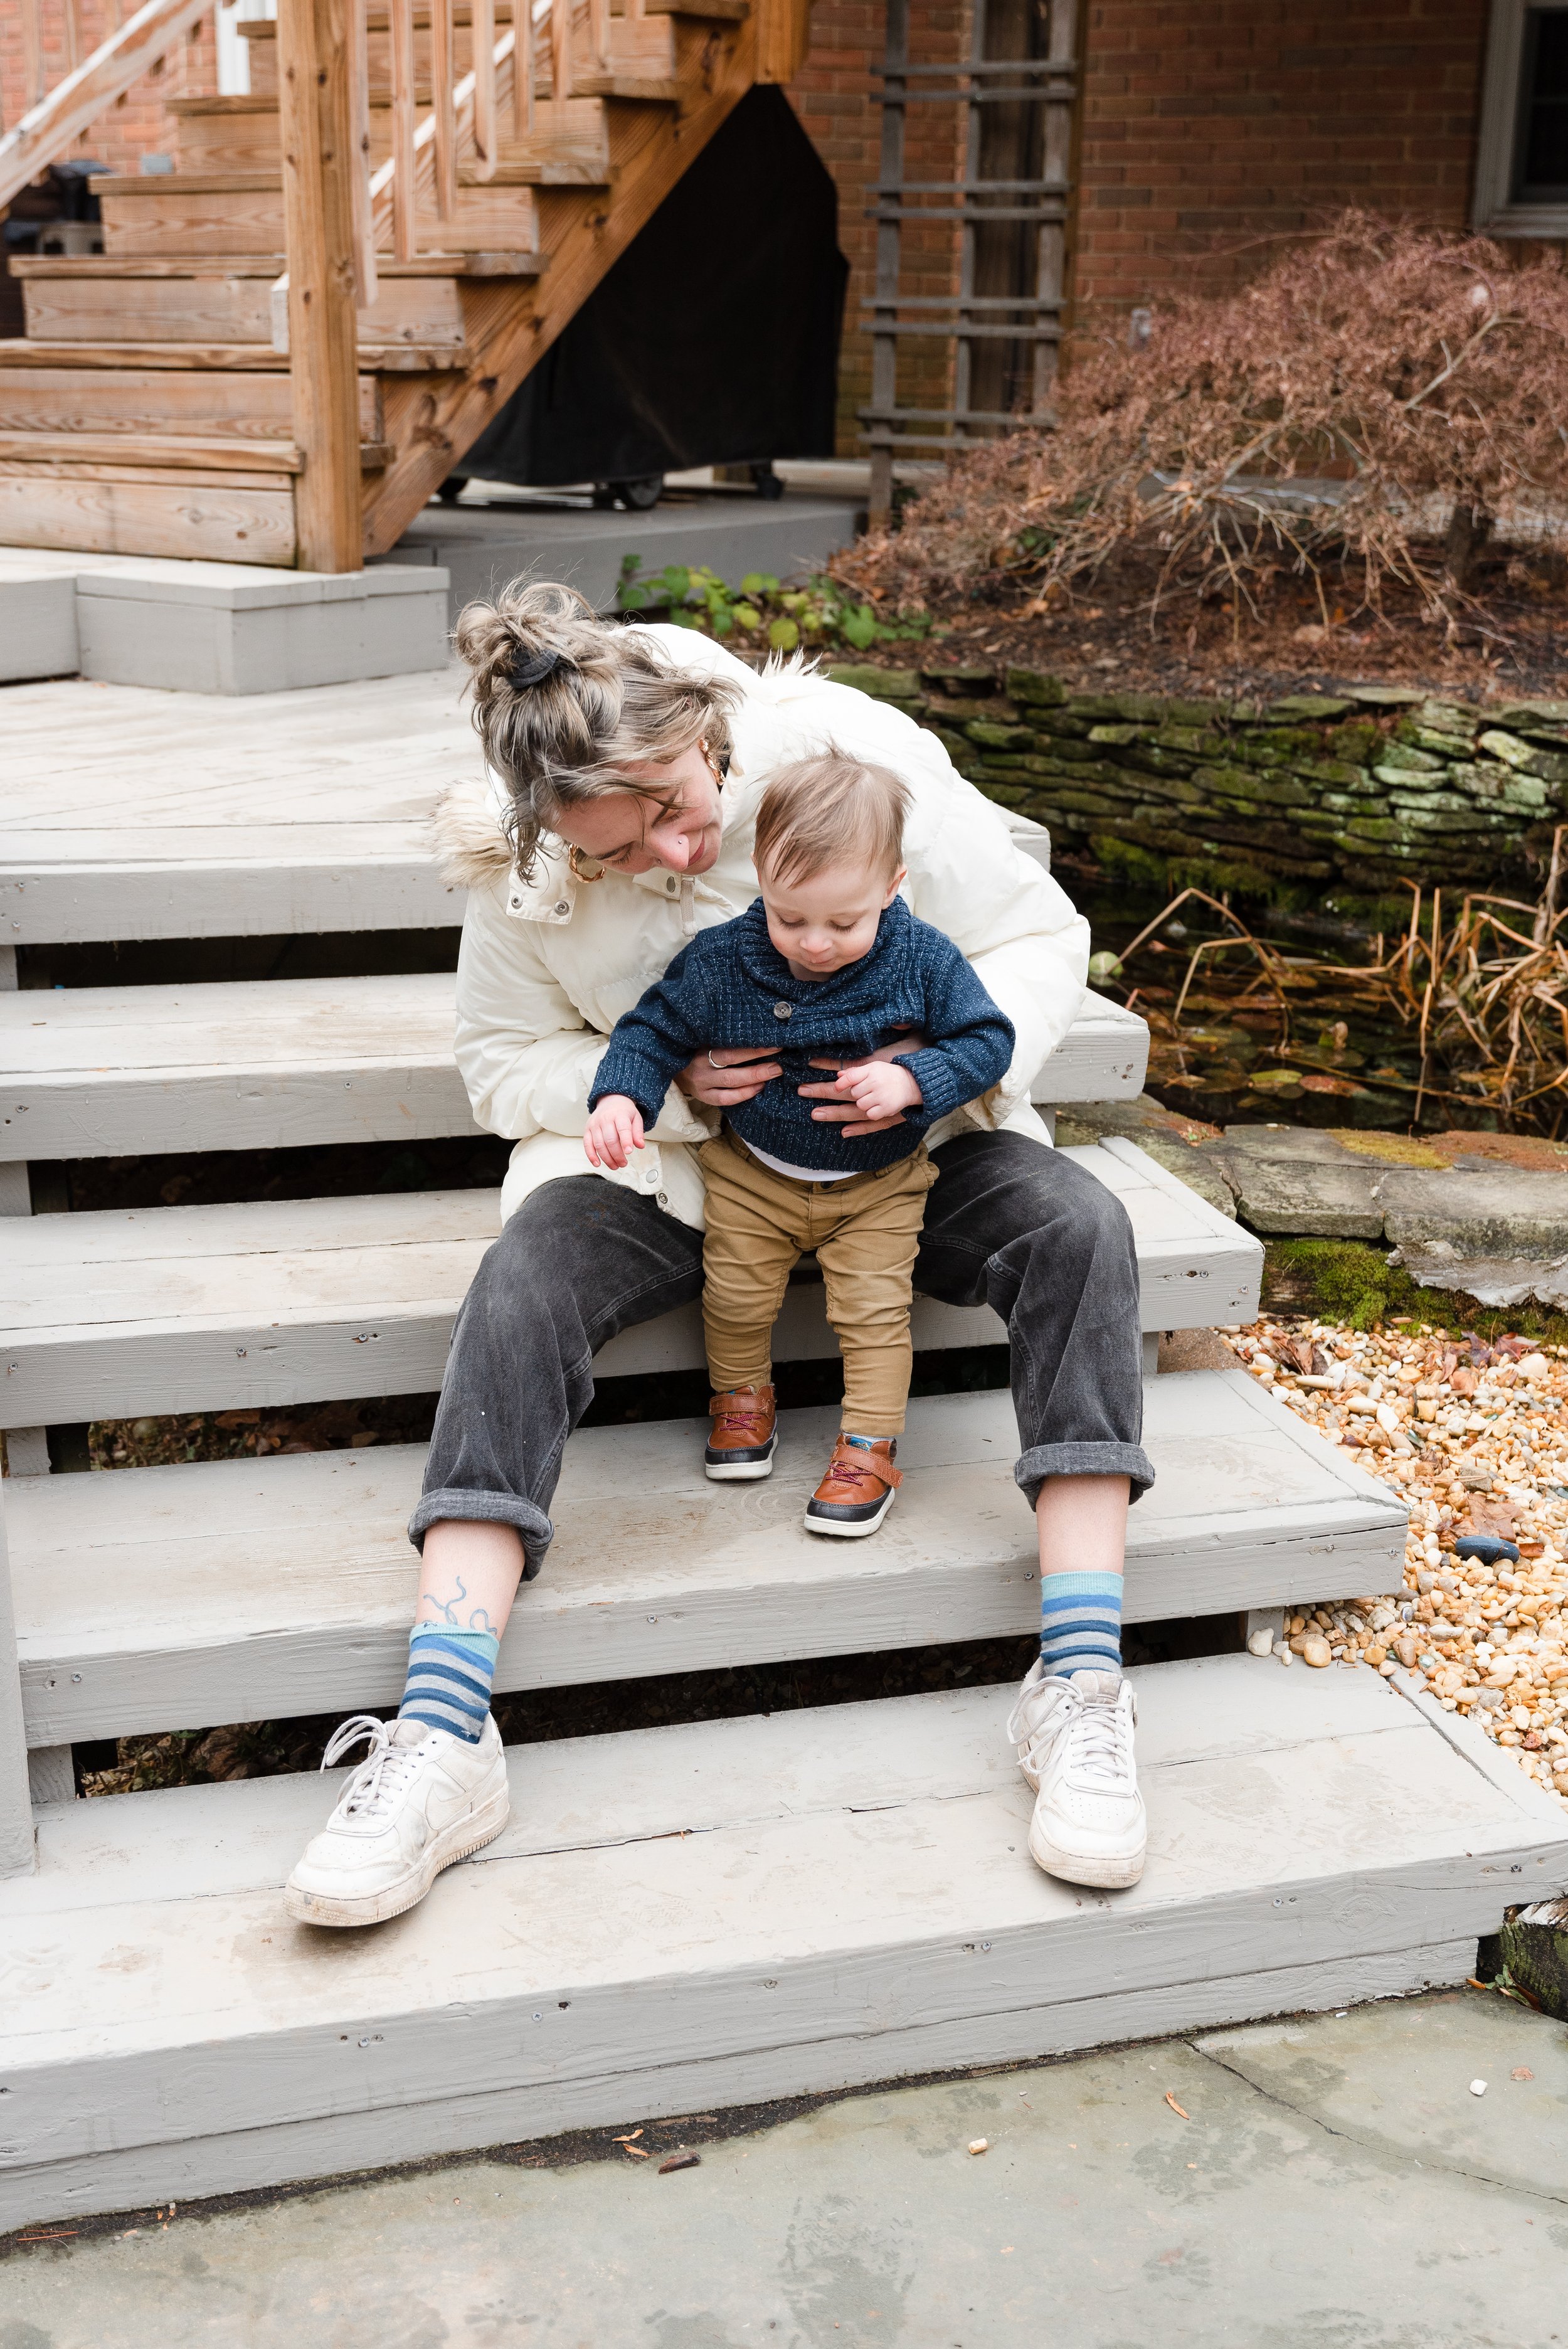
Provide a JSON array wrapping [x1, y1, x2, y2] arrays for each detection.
[[0, 0, 801, 566], [4, 665, 1565, 2230]]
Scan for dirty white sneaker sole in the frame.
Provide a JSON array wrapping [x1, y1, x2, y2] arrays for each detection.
[[1027, 1807, 1147, 1890], [285, 1783, 511, 1928], [704, 1434, 778, 1482], [803, 1487, 896, 1537]]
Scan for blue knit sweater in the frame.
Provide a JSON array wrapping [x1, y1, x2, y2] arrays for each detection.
[[589, 896, 1015, 1176]]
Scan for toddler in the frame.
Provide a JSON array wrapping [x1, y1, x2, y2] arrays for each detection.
[[583, 750, 1014, 1535]]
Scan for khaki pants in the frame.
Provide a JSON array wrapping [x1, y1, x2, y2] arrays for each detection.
[[698, 1130, 940, 1436]]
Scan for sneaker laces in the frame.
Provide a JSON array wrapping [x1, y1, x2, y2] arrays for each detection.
[[714, 1402, 770, 1442], [320, 1714, 426, 1819], [1008, 1678, 1134, 1791], [1062, 1694, 1135, 1791]]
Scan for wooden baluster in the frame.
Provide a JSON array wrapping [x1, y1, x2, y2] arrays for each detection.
[[430, 0, 456, 222], [549, 0, 569, 101], [520, 0, 534, 132], [588, 0, 607, 73], [21, 0, 45, 108], [63, 0, 83, 75], [388, 0, 416, 258], [471, 0, 495, 180], [348, 0, 377, 302], [278, 0, 363, 570]]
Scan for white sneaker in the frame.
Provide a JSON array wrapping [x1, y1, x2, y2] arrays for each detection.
[[1006, 1661, 1147, 1889], [285, 1712, 511, 1928]]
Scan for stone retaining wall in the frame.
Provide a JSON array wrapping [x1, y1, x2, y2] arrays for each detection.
[[826, 665, 1568, 899]]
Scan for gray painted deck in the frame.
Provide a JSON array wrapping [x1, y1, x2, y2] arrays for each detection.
[[2, 1655, 1562, 2230], [9, 1371, 1406, 1745]]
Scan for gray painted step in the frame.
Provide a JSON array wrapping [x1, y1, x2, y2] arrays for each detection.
[[3, 1656, 1562, 2228], [0, 982, 1147, 1161], [0, 661, 470, 940], [0, 664, 1053, 945], [0, 1142, 1261, 1426], [9, 1371, 1406, 1746]]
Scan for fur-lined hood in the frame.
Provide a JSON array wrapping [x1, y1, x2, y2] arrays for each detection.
[[431, 774, 514, 891]]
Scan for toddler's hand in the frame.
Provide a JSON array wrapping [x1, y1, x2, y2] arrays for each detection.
[[585, 1095, 645, 1170], [832, 1058, 923, 1125]]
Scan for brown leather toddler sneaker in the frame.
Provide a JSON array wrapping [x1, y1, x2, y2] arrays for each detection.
[[805, 1434, 902, 1537], [704, 1384, 778, 1481]]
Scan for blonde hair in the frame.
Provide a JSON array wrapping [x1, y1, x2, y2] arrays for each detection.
[[753, 749, 911, 889], [454, 579, 743, 878]]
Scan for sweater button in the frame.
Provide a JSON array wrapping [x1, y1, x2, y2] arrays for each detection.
[[773, 1001, 793, 1020]]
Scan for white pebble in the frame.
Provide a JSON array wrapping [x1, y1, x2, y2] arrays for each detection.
[[968, 2138, 989, 2155], [1469, 2079, 1487, 2097], [1248, 1628, 1275, 1657]]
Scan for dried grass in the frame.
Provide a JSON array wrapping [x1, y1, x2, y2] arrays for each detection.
[[1111, 828, 1568, 1134], [843, 214, 1568, 639]]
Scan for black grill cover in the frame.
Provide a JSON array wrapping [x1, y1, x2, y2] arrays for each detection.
[[453, 84, 847, 486]]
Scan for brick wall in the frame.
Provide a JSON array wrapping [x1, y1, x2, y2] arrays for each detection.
[[1, 2, 216, 181], [1043, 0, 1488, 333], [785, 0, 1494, 443]]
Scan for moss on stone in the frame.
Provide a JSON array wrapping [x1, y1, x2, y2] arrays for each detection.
[[1262, 1236, 1568, 1341]]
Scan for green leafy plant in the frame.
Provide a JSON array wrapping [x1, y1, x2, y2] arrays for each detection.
[[616, 556, 935, 654]]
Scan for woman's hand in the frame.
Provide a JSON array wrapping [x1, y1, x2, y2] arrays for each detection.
[[798, 1033, 926, 1138], [584, 1095, 645, 1170], [674, 1045, 783, 1109]]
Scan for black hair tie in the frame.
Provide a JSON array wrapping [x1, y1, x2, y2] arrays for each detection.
[[509, 645, 563, 689]]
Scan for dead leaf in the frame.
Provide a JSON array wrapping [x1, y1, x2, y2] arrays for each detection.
[[659, 2151, 701, 2174], [1512, 2066, 1534, 2081], [1165, 2093, 1190, 2119]]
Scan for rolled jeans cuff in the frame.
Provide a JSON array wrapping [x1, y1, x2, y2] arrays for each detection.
[[1015, 1442, 1156, 1512], [407, 1487, 554, 1579]]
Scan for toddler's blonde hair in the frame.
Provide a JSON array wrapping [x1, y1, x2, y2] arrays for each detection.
[[753, 748, 910, 888]]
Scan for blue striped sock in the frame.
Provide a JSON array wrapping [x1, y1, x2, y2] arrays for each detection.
[[1040, 1569, 1123, 1681], [399, 1625, 500, 1744]]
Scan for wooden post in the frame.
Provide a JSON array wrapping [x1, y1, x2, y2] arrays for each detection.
[[430, 0, 457, 221], [388, 0, 416, 258], [549, 0, 569, 101], [278, 0, 364, 571], [471, 0, 496, 179], [0, 1488, 35, 1879]]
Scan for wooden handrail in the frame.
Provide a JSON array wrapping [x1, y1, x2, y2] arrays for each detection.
[[0, 0, 215, 213]]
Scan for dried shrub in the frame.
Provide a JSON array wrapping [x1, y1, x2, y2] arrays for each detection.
[[844, 214, 1568, 634]]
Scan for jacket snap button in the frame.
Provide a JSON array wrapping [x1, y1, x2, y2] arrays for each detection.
[[773, 1000, 793, 1020], [553, 901, 569, 915], [666, 876, 677, 893]]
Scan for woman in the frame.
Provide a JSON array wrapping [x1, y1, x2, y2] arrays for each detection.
[[285, 583, 1156, 1930]]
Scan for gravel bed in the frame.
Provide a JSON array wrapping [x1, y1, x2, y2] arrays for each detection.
[[1225, 1317, 1568, 1805]]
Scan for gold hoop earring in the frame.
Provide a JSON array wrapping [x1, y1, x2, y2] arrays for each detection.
[[568, 844, 607, 884], [699, 737, 723, 783]]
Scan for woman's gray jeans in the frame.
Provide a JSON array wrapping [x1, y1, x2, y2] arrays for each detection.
[[410, 1130, 1155, 1573]]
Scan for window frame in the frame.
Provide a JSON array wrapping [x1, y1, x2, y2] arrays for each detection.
[[1475, 0, 1568, 236]]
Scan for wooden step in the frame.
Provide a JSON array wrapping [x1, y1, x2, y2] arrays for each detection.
[[0, 365, 381, 442], [92, 176, 541, 263], [14, 263, 512, 353], [0, 337, 473, 373], [0, 431, 394, 474], [9, 1376, 1406, 1747], [0, 976, 1147, 1161], [169, 89, 613, 187], [0, 469, 299, 566], [3, 1657, 1560, 2229], [0, 1142, 1258, 1428]]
